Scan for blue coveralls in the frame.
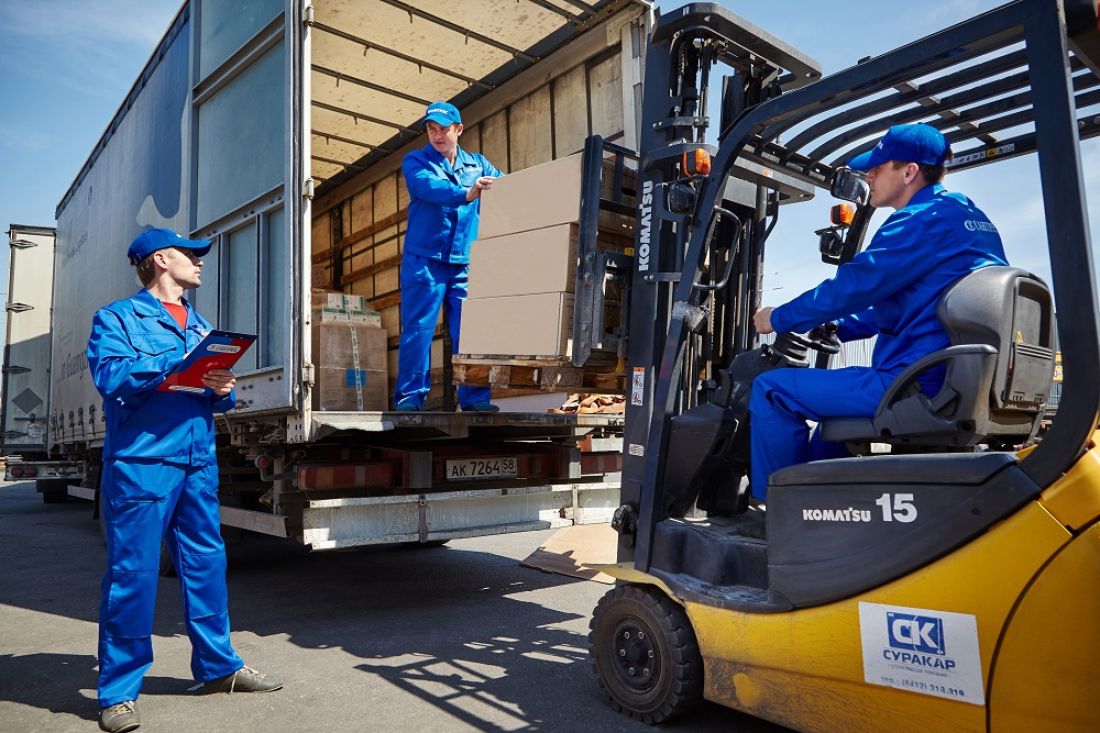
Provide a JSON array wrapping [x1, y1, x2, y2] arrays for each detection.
[[87, 288, 242, 707], [394, 144, 503, 410], [749, 183, 1008, 499]]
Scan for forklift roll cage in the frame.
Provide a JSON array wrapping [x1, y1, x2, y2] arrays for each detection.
[[621, 0, 1100, 571]]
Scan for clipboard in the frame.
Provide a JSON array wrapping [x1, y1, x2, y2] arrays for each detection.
[[157, 329, 257, 395]]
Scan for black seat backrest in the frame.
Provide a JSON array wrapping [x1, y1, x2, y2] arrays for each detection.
[[937, 266, 1055, 435]]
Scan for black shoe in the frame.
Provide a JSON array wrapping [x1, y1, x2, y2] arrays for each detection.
[[732, 509, 767, 539], [202, 665, 284, 694], [99, 700, 140, 733]]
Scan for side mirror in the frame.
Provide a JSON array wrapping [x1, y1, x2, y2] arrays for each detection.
[[831, 167, 870, 205]]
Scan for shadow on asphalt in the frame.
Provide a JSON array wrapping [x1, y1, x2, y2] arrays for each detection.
[[0, 483, 788, 732]]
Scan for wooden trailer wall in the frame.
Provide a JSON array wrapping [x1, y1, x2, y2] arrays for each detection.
[[309, 16, 644, 407]]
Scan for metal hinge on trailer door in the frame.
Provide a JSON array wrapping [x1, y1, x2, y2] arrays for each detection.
[[303, 2, 314, 26], [304, 177, 315, 200], [302, 364, 315, 387]]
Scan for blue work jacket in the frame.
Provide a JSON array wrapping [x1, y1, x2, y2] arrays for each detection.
[[772, 183, 1008, 376], [402, 144, 502, 264], [87, 288, 235, 466]]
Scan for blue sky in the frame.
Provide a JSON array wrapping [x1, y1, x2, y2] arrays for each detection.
[[1, 0, 1097, 322]]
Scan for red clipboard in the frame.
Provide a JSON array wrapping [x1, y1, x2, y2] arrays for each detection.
[[157, 330, 257, 395]]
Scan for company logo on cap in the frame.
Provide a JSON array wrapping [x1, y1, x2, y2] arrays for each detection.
[[428, 108, 450, 116]]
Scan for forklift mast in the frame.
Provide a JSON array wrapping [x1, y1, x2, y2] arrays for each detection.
[[617, 0, 1100, 571], [617, 3, 822, 562]]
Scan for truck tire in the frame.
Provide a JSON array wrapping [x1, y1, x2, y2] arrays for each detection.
[[37, 478, 70, 504], [589, 584, 703, 724]]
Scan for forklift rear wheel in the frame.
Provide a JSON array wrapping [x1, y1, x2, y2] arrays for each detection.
[[589, 584, 703, 723]]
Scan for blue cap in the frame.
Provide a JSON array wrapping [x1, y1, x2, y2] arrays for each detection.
[[422, 101, 462, 128], [127, 227, 212, 265], [847, 124, 950, 171]]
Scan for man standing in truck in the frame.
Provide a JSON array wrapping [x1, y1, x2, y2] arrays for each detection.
[[750, 124, 1008, 502], [87, 228, 281, 733], [394, 101, 502, 412]]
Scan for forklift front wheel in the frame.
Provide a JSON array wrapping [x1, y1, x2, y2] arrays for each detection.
[[589, 584, 702, 723]]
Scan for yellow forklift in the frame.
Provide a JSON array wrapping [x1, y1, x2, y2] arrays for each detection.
[[586, 1, 1100, 730]]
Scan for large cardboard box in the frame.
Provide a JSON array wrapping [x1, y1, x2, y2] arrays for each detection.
[[460, 292, 573, 357], [314, 367, 388, 411], [479, 155, 583, 239], [311, 322, 388, 410], [468, 224, 578, 299]]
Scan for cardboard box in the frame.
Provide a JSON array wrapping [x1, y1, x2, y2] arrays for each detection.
[[460, 292, 573, 357], [468, 224, 578, 299], [314, 367, 388, 411], [479, 155, 583, 239], [311, 289, 381, 327], [479, 154, 637, 239], [311, 322, 388, 410]]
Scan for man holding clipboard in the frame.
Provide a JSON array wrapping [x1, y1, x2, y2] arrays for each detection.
[[86, 228, 280, 733]]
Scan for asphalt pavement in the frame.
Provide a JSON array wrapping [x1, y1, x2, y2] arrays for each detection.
[[0, 480, 791, 732]]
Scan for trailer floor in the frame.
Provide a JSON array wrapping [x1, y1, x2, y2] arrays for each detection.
[[0, 481, 790, 733]]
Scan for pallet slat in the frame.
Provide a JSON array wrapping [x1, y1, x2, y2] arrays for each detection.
[[453, 355, 625, 392]]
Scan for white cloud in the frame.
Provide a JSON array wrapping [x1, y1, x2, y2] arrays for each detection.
[[0, 0, 178, 47], [0, 124, 52, 153]]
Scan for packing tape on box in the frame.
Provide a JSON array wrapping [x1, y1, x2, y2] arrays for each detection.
[[348, 323, 363, 411]]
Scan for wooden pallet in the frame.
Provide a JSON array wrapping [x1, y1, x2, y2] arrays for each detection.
[[452, 354, 625, 392]]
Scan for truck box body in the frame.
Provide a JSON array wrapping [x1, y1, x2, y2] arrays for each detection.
[[2, 225, 57, 455], [47, 0, 648, 546]]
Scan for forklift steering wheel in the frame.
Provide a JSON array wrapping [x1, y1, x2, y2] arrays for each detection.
[[782, 328, 841, 355]]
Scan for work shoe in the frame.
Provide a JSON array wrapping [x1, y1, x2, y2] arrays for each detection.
[[463, 401, 500, 413], [99, 700, 140, 733], [202, 665, 284, 694], [394, 401, 420, 412]]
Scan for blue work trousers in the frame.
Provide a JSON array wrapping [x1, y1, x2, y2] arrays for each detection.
[[748, 367, 892, 500], [98, 459, 242, 707], [394, 253, 490, 409]]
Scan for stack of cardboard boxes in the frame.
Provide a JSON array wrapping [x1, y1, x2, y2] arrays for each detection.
[[310, 290, 388, 410], [459, 153, 633, 358]]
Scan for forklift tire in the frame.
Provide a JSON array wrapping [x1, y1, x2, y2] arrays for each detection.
[[589, 584, 703, 724]]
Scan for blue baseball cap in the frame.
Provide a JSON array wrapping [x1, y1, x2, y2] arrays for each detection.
[[422, 101, 462, 128], [847, 124, 950, 171], [127, 227, 212, 265]]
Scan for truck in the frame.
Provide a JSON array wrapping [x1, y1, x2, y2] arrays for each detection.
[[1, 224, 85, 501], [26, 0, 656, 548]]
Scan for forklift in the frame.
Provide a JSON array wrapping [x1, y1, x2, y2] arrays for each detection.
[[586, 1, 1100, 731]]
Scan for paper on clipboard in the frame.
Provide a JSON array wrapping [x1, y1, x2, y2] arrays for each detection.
[[157, 329, 257, 395]]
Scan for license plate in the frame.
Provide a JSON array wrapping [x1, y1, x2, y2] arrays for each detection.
[[445, 457, 518, 481]]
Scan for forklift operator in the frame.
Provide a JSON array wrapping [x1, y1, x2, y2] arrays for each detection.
[[749, 124, 1008, 502], [393, 101, 503, 412]]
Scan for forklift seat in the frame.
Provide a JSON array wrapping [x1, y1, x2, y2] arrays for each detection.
[[820, 266, 1055, 447]]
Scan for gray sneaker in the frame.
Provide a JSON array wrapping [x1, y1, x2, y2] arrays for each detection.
[[202, 665, 283, 694], [99, 700, 140, 733]]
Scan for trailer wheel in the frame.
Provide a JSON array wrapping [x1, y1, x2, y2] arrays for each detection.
[[37, 478, 70, 504], [589, 584, 703, 724]]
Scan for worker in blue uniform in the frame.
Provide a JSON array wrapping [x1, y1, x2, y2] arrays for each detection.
[[87, 228, 281, 733], [394, 101, 502, 412], [749, 124, 1008, 501]]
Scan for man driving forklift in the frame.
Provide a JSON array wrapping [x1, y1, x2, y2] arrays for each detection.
[[749, 123, 1008, 501]]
